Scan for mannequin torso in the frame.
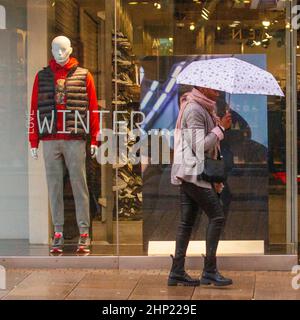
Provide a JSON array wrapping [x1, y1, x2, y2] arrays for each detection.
[[30, 36, 98, 159]]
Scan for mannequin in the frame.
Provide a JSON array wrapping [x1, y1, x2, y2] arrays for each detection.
[[31, 36, 98, 159], [29, 36, 100, 254]]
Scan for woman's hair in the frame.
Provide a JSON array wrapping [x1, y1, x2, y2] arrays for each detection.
[[178, 84, 193, 97], [194, 86, 216, 95], [177, 85, 193, 108]]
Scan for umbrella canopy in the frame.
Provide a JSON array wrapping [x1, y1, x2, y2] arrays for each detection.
[[176, 57, 284, 97]]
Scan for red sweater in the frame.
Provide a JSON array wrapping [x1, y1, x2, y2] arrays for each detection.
[[29, 57, 99, 148]]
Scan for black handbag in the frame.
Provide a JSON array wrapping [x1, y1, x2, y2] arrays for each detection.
[[198, 149, 227, 183]]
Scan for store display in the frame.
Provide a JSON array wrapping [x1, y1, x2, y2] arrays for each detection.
[[112, 30, 142, 220], [0, 0, 294, 262], [54, 0, 101, 241], [29, 36, 99, 253]]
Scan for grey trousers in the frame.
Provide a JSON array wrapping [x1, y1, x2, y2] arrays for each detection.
[[43, 140, 90, 234]]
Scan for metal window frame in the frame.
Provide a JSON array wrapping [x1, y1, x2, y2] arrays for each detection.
[[286, 0, 298, 249]]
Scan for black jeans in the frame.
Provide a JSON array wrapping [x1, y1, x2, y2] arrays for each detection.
[[175, 181, 225, 259]]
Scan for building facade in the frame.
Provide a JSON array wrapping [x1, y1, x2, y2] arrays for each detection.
[[0, 0, 299, 268]]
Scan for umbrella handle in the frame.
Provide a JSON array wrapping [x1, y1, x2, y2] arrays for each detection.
[[226, 92, 231, 109]]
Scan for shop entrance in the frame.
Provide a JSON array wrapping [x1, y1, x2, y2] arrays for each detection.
[[27, 0, 300, 257]]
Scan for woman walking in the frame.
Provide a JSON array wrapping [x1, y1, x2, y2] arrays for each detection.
[[169, 86, 232, 287]]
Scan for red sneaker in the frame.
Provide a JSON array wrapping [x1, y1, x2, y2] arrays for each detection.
[[50, 232, 64, 254], [77, 234, 91, 253]]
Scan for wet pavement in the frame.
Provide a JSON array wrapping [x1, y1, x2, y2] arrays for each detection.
[[0, 269, 299, 300]]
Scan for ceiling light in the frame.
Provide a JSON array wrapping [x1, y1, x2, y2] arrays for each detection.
[[201, 7, 210, 20], [169, 37, 173, 41], [217, 26, 221, 31], [129, 1, 138, 4], [176, 22, 185, 28], [190, 24, 195, 31], [201, 10, 208, 17], [201, 14, 209, 21], [262, 20, 270, 28]]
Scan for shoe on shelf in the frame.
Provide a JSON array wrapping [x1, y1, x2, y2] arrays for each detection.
[[120, 72, 134, 84], [112, 78, 130, 85], [112, 99, 127, 106], [115, 49, 134, 61], [117, 46, 134, 57], [115, 50, 129, 59], [112, 30, 127, 39], [112, 35, 129, 42], [112, 93, 130, 103], [113, 57, 132, 67], [50, 232, 64, 254], [117, 42, 132, 50], [77, 233, 91, 253], [113, 73, 134, 86], [115, 50, 122, 57]]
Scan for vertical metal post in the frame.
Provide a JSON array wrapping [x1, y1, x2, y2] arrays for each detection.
[[286, 0, 298, 249], [101, 0, 114, 244], [114, 0, 119, 257]]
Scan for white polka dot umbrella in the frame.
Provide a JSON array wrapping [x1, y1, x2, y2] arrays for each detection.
[[176, 57, 284, 97]]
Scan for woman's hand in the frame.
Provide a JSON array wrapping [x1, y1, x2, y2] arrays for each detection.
[[219, 111, 232, 130], [213, 183, 224, 194]]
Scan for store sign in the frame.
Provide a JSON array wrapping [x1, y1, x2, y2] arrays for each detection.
[[0, 265, 6, 290], [291, 265, 300, 290], [292, 5, 300, 30], [0, 5, 6, 30]]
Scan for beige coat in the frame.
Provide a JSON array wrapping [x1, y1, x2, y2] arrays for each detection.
[[171, 102, 221, 189]]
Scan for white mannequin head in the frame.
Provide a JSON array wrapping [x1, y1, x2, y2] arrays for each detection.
[[51, 36, 73, 66]]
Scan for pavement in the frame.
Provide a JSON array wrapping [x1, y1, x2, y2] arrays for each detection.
[[0, 269, 299, 300]]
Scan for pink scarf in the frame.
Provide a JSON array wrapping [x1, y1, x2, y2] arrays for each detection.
[[176, 88, 219, 129]]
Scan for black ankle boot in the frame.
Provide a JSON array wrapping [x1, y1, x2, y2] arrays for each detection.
[[200, 256, 233, 287], [168, 255, 200, 286]]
